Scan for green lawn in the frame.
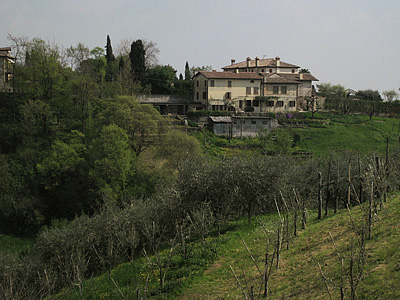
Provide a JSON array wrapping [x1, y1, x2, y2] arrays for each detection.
[[293, 115, 399, 156]]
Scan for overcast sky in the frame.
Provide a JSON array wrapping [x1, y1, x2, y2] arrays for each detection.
[[1, 0, 400, 92]]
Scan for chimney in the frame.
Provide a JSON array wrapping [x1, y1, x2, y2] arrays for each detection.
[[231, 58, 235, 65], [255, 57, 259, 67], [246, 57, 251, 68], [275, 56, 280, 67]]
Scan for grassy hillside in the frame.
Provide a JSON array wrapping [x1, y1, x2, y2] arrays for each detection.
[[292, 114, 399, 156], [56, 194, 400, 299], [179, 195, 400, 299]]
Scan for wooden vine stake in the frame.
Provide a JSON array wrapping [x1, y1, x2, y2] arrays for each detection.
[[348, 159, 352, 207], [318, 172, 323, 219], [325, 160, 331, 217], [335, 160, 340, 213]]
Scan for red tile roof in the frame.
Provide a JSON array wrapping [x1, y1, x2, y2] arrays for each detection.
[[195, 71, 318, 82], [222, 57, 299, 69], [196, 71, 263, 80], [263, 74, 300, 84], [283, 73, 319, 81]]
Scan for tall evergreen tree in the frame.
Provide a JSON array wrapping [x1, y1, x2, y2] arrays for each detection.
[[118, 56, 124, 71], [105, 35, 116, 82], [184, 61, 190, 80], [129, 39, 146, 84], [105, 35, 115, 63]]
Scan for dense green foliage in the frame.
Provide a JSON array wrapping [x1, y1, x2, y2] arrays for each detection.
[[0, 36, 201, 234]]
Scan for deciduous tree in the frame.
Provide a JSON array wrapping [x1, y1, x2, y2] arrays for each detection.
[[146, 65, 177, 94], [355, 89, 382, 101], [97, 96, 169, 156], [382, 90, 398, 102], [90, 124, 132, 203]]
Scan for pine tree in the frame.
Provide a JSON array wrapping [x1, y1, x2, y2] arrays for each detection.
[[179, 73, 183, 81]]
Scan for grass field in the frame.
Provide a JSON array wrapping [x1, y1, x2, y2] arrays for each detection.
[[292, 114, 400, 156], [196, 113, 400, 157]]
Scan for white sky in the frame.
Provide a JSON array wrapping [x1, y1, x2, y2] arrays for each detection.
[[1, 0, 400, 92]]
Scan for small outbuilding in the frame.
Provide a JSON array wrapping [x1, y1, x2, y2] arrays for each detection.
[[210, 115, 278, 138]]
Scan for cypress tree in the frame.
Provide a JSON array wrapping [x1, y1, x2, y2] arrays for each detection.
[[105, 35, 116, 82], [129, 39, 146, 83], [105, 35, 115, 62], [184, 61, 190, 80], [118, 56, 124, 71]]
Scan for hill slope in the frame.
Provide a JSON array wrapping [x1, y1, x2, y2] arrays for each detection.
[[178, 195, 400, 299]]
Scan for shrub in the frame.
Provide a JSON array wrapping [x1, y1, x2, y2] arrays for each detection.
[[187, 120, 199, 127], [33, 205, 139, 291]]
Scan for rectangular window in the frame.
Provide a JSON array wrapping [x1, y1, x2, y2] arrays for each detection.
[[227, 81, 232, 87], [292, 69, 295, 73], [250, 80, 254, 83], [289, 101, 296, 107], [246, 100, 252, 107], [251, 120, 256, 125], [267, 101, 274, 107], [239, 100, 243, 109], [253, 87, 259, 95], [196, 92, 199, 100], [281, 86, 287, 94], [205, 81, 207, 87], [253, 100, 259, 107], [196, 81, 199, 87], [277, 101, 284, 107], [202, 92, 207, 99], [210, 80, 215, 87], [246, 87, 251, 95], [273, 86, 279, 94], [226, 92, 231, 99], [261, 69, 265, 72], [269, 69, 272, 73]]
